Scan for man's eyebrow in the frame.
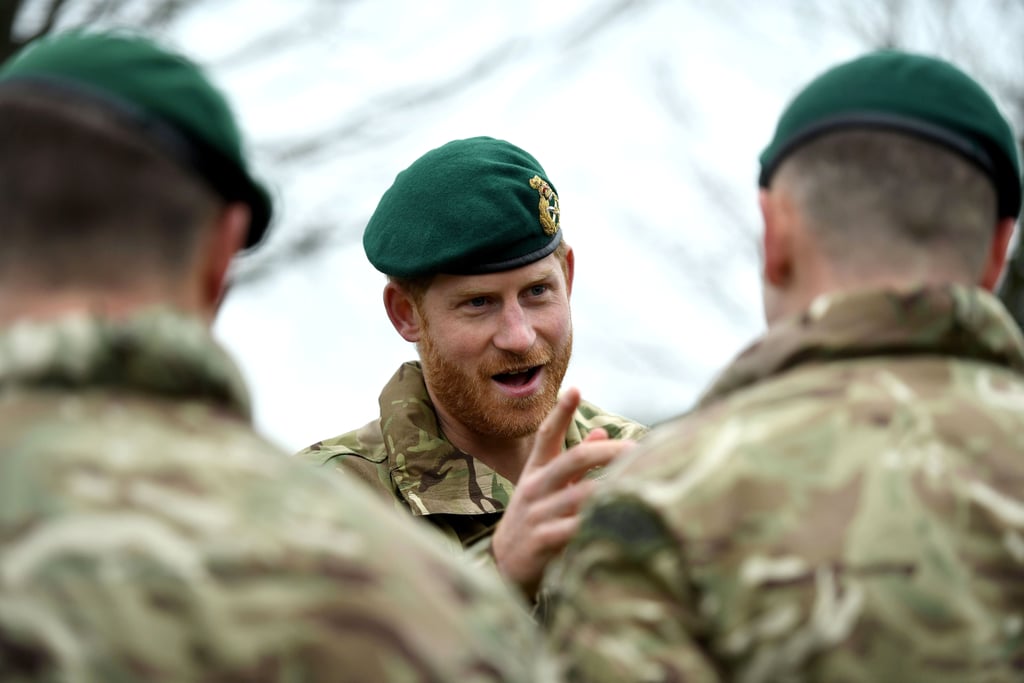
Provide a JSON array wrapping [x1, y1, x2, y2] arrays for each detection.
[[527, 268, 563, 288], [444, 284, 496, 303], [445, 265, 560, 300]]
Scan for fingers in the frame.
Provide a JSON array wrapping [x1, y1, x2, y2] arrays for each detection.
[[492, 482, 590, 594], [532, 515, 585, 556], [495, 387, 637, 597], [529, 479, 597, 522], [522, 387, 582, 475], [496, 512, 585, 598], [530, 438, 635, 497]]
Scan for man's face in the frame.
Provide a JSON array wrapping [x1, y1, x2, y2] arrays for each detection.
[[415, 252, 573, 440]]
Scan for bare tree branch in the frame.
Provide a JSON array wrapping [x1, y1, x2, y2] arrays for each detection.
[[262, 37, 524, 165], [213, 1, 358, 70], [0, 0, 26, 62], [31, 0, 72, 38], [652, 57, 692, 126], [561, 0, 655, 50], [78, 0, 125, 25], [228, 220, 356, 287], [136, 0, 198, 31]]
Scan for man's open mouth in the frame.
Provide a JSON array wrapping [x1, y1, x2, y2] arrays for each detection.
[[492, 366, 542, 387]]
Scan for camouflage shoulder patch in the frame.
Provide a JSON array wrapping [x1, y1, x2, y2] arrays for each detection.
[[572, 496, 676, 563]]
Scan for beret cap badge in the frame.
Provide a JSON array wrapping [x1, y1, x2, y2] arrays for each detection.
[[529, 175, 560, 236]]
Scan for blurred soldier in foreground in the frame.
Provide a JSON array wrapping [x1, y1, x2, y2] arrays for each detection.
[[298, 137, 646, 598], [0, 32, 550, 682], [545, 51, 1024, 682]]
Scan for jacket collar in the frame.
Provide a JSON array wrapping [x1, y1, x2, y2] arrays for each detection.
[[378, 362, 516, 516], [700, 285, 1024, 408], [0, 308, 251, 419]]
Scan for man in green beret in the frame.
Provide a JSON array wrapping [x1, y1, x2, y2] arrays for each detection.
[[0, 32, 551, 682], [545, 50, 1024, 681], [298, 136, 647, 598]]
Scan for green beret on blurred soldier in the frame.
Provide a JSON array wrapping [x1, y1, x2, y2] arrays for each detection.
[[297, 136, 647, 598], [0, 31, 552, 682], [545, 50, 1024, 682]]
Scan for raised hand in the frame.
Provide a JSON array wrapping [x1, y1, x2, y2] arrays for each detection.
[[492, 388, 636, 597]]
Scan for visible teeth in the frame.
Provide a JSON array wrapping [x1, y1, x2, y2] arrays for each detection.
[[496, 367, 538, 377]]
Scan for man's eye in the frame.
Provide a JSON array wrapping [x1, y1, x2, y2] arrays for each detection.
[[529, 285, 548, 296], [468, 296, 488, 307]]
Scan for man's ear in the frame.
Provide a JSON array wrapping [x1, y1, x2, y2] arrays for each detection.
[[564, 245, 575, 297], [383, 281, 422, 342], [980, 217, 1016, 291], [760, 188, 794, 288], [204, 202, 250, 316]]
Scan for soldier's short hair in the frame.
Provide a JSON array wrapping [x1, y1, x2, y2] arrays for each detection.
[[0, 85, 219, 288], [774, 128, 998, 280]]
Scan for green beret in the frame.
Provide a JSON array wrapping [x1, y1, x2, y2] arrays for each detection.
[[0, 31, 273, 249], [760, 50, 1022, 219], [363, 136, 562, 278]]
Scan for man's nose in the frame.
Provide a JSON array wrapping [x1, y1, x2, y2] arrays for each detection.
[[493, 303, 536, 354]]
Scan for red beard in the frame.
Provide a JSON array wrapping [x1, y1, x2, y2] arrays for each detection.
[[420, 325, 573, 440]]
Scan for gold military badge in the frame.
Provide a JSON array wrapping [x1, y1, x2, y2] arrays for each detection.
[[529, 175, 560, 236]]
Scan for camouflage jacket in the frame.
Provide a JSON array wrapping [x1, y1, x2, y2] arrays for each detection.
[[545, 286, 1024, 683], [0, 310, 552, 683], [297, 361, 648, 550]]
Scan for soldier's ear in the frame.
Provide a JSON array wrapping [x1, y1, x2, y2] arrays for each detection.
[[384, 282, 422, 342], [564, 245, 575, 297], [980, 217, 1015, 292], [204, 201, 250, 319], [760, 188, 794, 288]]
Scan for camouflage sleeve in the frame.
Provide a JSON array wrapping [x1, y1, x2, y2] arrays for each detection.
[[464, 534, 544, 618], [321, 449, 394, 497], [544, 496, 721, 683], [1, 460, 553, 682], [465, 533, 542, 611], [465, 533, 499, 567], [295, 422, 397, 503], [572, 400, 649, 443]]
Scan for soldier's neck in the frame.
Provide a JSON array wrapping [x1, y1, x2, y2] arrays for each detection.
[[433, 410, 533, 484], [0, 284, 212, 327]]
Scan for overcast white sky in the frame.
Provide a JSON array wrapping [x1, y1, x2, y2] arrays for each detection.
[[23, 0, 1016, 450], [206, 1, 872, 450]]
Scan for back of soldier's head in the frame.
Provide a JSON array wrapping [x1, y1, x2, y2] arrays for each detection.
[[759, 51, 1021, 281], [0, 31, 274, 292], [774, 129, 998, 278], [0, 85, 215, 288]]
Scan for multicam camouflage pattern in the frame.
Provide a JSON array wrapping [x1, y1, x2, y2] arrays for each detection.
[[0, 310, 552, 683], [545, 286, 1024, 682], [297, 361, 648, 550]]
